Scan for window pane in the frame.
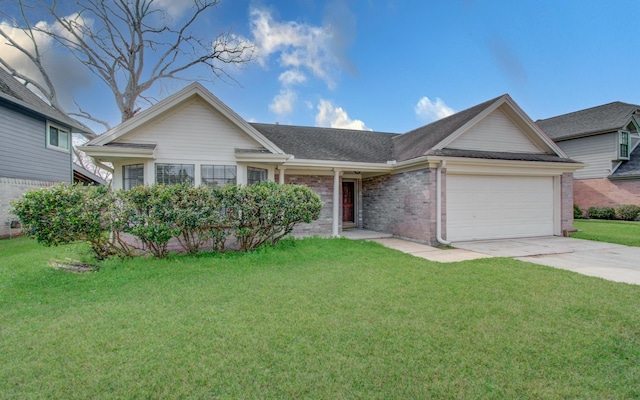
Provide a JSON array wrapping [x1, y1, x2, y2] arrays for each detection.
[[123, 164, 144, 189], [247, 167, 267, 185], [201, 165, 236, 187], [59, 131, 69, 150], [50, 127, 59, 147], [155, 163, 194, 186]]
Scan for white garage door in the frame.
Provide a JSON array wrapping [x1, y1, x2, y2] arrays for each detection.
[[446, 175, 555, 242]]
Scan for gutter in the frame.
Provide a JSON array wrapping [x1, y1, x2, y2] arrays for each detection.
[[436, 160, 450, 245]]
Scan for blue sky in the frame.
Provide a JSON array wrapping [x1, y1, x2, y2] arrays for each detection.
[[3, 0, 640, 134]]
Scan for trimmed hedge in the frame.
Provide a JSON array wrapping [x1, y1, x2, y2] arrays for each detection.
[[585, 204, 640, 221], [11, 182, 322, 259]]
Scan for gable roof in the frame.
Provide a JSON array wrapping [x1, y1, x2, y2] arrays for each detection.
[[392, 94, 566, 162], [536, 101, 640, 141], [0, 68, 93, 138], [87, 82, 285, 154], [251, 123, 398, 163]]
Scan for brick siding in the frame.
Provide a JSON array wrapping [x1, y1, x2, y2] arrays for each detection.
[[574, 178, 640, 210], [561, 173, 575, 233], [278, 174, 335, 236], [362, 168, 439, 245], [0, 177, 56, 239]]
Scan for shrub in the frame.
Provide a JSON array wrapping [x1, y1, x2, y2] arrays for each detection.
[[223, 182, 322, 252], [10, 184, 115, 259], [573, 204, 583, 219], [587, 206, 616, 220], [615, 204, 640, 221]]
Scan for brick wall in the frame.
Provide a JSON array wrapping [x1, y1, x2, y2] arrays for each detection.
[[573, 178, 640, 210], [0, 177, 55, 239], [561, 173, 575, 233], [279, 174, 335, 236], [362, 168, 438, 244]]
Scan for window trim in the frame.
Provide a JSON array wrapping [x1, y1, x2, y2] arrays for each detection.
[[618, 130, 630, 160], [201, 164, 237, 187], [122, 163, 145, 190], [155, 163, 195, 186], [46, 121, 71, 153]]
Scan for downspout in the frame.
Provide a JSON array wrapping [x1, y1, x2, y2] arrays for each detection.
[[436, 160, 451, 245]]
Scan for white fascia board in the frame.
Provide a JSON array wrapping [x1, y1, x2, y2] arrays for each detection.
[[76, 145, 155, 159], [427, 155, 583, 176], [235, 153, 292, 163], [282, 158, 394, 172]]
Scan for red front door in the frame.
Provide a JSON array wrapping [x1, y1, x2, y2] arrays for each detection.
[[342, 181, 355, 223]]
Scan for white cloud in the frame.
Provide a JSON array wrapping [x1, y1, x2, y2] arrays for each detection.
[[250, 7, 340, 89], [315, 99, 370, 130], [269, 88, 297, 116], [415, 96, 455, 122], [278, 69, 306, 86], [151, 0, 194, 20]]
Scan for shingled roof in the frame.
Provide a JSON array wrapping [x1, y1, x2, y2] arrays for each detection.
[[536, 101, 640, 141], [611, 145, 640, 179], [392, 95, 504, 162], [0, 68, 93, 138], [251, 123, 398, 163]]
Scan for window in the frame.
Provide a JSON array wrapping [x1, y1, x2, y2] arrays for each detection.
[[123, 164, 144, 189], [247, 167, 268, 185], [47, 123, 70, 151], [201, 165, 237, 187], [619, 130, 630, 160], [155, 163, 195, 185]]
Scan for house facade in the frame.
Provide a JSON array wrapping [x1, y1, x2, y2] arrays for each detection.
[[537, 102, 640, 210], [0, 68, 94, 238], [80, 84, 581, 245]]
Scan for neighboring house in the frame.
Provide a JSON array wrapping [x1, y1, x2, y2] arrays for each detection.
[[79, 83, 581, 244], [0, 68, 96, 238], [537, 102, 640, 210]]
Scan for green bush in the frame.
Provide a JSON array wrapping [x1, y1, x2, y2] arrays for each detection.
[[12, 181, 323, 258], [223, 182, 322, 252], [573, 204, 583, 219], [587, 206, 616, 220], [614, 204, 640, 221]]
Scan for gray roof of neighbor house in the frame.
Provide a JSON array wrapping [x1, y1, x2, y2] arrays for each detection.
[[611, 145, 640, 179], [251, 123, 399, 163], [536, 101, 640, 141], [392, 95, 504, 162], [0, 68, 94, 138]]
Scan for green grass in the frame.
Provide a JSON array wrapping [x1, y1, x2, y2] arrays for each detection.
[[1, 236, 639, 399], [572, 219, 640, 247]]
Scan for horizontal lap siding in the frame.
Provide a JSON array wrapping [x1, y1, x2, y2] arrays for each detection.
[[0, 106, 71, 182], [446, 109, 542, 153], [557, 133, 617, 179], [117, 98, 264, 163]]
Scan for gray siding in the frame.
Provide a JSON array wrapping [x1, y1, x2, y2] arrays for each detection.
[[0, 105, 71, 182], [556, 133, 616, 179]]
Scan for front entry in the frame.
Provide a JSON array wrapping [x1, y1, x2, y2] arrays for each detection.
[[342, 181, 355, 227]]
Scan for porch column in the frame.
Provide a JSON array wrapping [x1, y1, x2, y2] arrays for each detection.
[[332, 169, 340, 237], [278, 167, 285, 184]]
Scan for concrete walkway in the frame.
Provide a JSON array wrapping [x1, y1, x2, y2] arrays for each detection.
[[342, 230, 640, 285]]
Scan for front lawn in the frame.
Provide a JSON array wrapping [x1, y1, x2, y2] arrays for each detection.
[[1, 237, 639, 399], [572, 219, 640, 247]]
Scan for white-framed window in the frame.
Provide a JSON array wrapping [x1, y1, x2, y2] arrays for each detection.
[[201, 165, 237, 187], [247, 166, 268, 185], [123, 164, 144, 189], [46, 122, 70, 152], [619, 130, 630, 160], [155, 163, 195, 186]]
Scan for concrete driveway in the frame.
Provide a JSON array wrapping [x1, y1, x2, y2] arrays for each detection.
[[453, 236, 640, 285]]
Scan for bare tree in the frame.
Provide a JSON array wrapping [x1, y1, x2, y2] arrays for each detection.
[[0, 0, 254, 130]]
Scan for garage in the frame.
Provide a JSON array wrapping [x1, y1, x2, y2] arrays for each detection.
[[446, 175, 555, 242]]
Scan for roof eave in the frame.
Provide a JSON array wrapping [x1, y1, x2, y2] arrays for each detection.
[[77, 145, 156, 159]]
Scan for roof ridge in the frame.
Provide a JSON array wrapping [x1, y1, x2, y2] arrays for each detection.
[[536, 101, 640, 123], [249, 122, 400, 136]]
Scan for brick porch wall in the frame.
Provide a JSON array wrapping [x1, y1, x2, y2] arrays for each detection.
[[0, 177, 56, 239], [561, 173, 575, 233], [362, 168, 438, 245], [573, 178, 640, 210], [278, 174, 335, 236]]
